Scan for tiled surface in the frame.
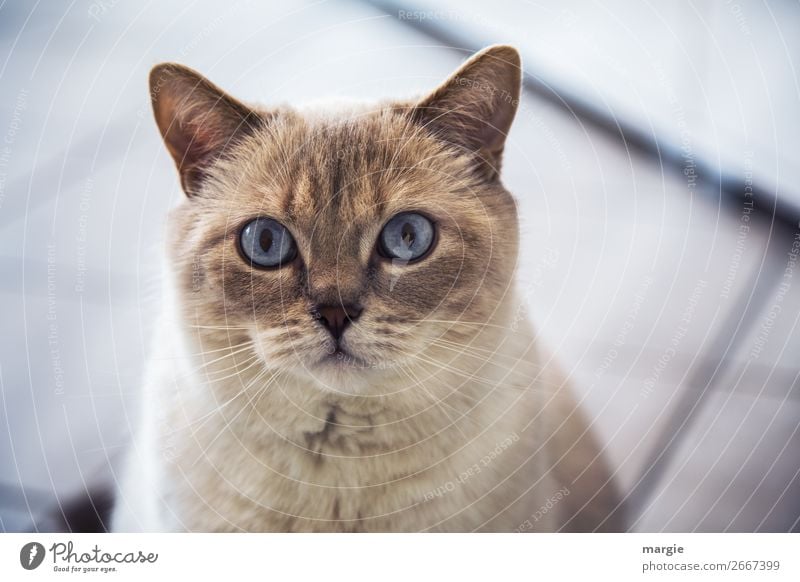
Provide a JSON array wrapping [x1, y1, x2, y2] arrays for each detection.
[[0, 0, 797, 531]]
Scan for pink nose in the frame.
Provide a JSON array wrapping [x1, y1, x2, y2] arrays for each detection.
[[313, 304, 363, 340]]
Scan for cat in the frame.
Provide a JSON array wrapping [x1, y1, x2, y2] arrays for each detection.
[[111, 45, 623, 532]]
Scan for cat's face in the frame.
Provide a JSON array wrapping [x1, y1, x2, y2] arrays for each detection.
[[152, 46, 522, 393]]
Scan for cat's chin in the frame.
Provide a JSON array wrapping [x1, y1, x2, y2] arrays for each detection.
[[315, 348, 374, 374], [294, 348, 400, 395]]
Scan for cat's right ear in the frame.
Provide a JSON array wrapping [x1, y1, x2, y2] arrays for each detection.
[[149, 63, 263, 196], [409, 45, 521, 180]]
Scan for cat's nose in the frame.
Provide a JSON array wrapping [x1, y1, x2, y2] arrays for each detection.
[[312, 304, 362, 340]]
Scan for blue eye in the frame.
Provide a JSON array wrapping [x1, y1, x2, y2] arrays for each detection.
[[378, 212, 435, 261], [239, 217, 297, 268]]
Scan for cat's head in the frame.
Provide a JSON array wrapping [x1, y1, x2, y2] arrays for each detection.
[[151, 46, 522, 394]]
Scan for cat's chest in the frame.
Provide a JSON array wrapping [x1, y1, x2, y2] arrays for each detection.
[[164, 369, 547, 531], [174, 426, 528, 533], [184, 393, 450, 486], [167, 386, 492, 531]]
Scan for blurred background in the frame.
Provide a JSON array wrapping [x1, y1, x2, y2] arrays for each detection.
[[0, 0, 798, 532]]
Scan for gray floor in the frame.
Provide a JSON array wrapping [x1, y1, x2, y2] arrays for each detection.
[[0, 0, 798, 532]]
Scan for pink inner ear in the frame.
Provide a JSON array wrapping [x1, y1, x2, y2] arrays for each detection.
[[483, 97, 516, 155], [412, 52, 520, 162], [164, 108, 219, 173], [150, 63, 263, 196], [158, 88, 228, 164], [160, 114, 215, 194], [182, 122, 215, 165]]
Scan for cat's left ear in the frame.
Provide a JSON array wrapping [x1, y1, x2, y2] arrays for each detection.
[[149, 63, 264, 196], [411, 45, 521, 179]]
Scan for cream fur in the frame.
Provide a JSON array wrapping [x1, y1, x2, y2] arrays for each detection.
[[113, 270, 616, 532]]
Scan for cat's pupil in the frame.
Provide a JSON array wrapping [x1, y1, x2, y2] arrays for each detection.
[[401, 223, 415, 248], [259, 229, 273, 252]]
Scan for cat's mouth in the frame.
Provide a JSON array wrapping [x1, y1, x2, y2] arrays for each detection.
[[317, 346, 370, 370]]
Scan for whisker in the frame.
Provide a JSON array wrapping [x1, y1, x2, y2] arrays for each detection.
[[150, 341, 256, 374], [242, 370, 288, 432], [173, 359, 265, 433], [408, 318, 537, 335], [188, 367, 281, 465], [190, 340, 255, 358], [186, 324, 253, 331], [398, 349, 555, 393], [195, 354, 263, 387], [191, 341, 258, 371], [398, 364, 479, 436], [397, 362, 529, 430], [427, 337, 544, 369], [421, 338, 555, 385], [398, 350, 500, 388]]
